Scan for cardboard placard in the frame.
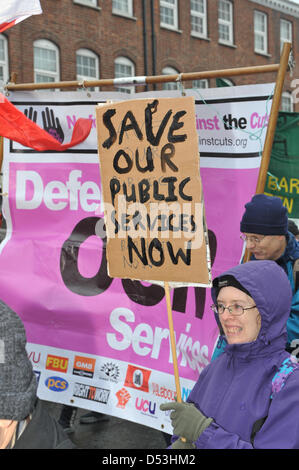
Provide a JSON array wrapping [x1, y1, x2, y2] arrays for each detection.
[[96, 96, 210, 285]]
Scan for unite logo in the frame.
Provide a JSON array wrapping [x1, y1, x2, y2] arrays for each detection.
[[73, 355, 96, 378], [46, 354, 69, 373], [124, 365, 151, 393]]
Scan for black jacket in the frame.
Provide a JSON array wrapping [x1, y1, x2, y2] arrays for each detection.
[[13, 399, 75, 449]]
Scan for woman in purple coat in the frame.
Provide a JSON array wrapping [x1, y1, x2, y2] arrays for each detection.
[[160, 260, 299, 449]]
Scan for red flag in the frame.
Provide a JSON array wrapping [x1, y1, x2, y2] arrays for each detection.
[[0, 93, 92, 151], [0, 0, 42, 33]]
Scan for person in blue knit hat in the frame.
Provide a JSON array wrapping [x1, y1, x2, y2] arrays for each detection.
[[212, 194, 299, 360]]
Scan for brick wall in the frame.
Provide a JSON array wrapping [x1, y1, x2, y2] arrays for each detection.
[[3, 0, 299, 109]]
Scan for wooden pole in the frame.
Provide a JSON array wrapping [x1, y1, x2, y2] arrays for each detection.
[[5, 63, 280, 92], [254, 42, 291, 194], [243, 42, 291, 263], [164, 281, 182, 403], [164, 281, 187, 442]]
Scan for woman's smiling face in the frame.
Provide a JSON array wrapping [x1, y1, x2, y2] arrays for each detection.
[[217, 286, 261, 344]]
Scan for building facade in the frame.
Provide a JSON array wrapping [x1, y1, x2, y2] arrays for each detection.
[[1, 0, 299, 110]]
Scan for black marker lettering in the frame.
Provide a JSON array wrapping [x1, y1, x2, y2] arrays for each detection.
[[102, 109, 117, 149], [135, 147, 154, 173], [113, 149, 133, 174], [168, 110, 187, 143], [145, 100, 172, 146], [128, 236, 148, 265], [179, 177, 192, 201], [148, 238, 164, 267], [119, 110, 143, 145], [160, 143, 178, 172]]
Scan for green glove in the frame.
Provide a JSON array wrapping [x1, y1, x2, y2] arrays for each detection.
[[171, 438, 195, 449], [160, 401, 213, 442]]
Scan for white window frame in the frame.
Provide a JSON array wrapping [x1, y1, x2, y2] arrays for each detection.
[[160, 0, 179, 31], [192, 78, 209, 89], [190, 0, 207, 38], [114, 56, 135, 94], [33, 39, 60, 83], [162, 66, 179, 90], [73, 0, 99, 8], [76, 48, 99, 91], [254, 10, 268, 55], [112, 0, 133, 17], [0, 34, 9, 84], [281, 91, 293, 112], [280, 19, 292, 53], [218, 0, 233, 45]]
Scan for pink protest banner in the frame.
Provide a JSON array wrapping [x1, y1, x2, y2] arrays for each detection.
[[0, 84, 273, 432]]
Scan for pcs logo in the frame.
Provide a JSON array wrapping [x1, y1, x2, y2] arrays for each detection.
[[45, 376, 69, 392]]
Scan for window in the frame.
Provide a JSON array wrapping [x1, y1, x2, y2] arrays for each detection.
[[217, 77, 234, 86], [34, 39, 60, 83], [190, 0, 207, 38], [218, 0, 233, 45], [114, 56, 135, 94], [76, 49, 99, 90], [112, 0, 133, 16], [0, 34, 9, 84], [162, 66, 179, 90], [192, 79, 209, 89], [281, 92, 293, 112], [160, 0, 178, 30], [73, 0, 98, 7], [280, 19, 292, 52], [254, 11, 268, 54]]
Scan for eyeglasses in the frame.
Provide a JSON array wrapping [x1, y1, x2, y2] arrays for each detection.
[[240, 234, 266, 244], [211, 303, 257, 316]]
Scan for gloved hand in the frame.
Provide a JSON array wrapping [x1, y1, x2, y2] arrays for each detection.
[[160, 401, 213, 442], [171, 438, 195, 449]]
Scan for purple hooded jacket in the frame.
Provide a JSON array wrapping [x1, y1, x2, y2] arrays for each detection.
[[182, 260, 299, 449]]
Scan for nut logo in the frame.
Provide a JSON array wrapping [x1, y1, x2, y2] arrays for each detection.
[[73, 356, 95, 378], [46, 354, 69, 373]]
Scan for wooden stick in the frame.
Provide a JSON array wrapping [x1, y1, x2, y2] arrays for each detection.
[[164, 281, 187, 442], [164, 281, 182, 403], [255, 42, 292, 194], [5, 63, 280, 92], [243, 42, 291, 263]]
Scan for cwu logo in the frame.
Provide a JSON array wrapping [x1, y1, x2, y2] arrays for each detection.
[[45, 376, 68, 392]]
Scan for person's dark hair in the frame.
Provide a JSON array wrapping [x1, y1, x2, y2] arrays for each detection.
[[288, 220, 299, 237]]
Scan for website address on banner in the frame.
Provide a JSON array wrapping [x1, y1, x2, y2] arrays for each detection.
[[199, 136, 248, 150]]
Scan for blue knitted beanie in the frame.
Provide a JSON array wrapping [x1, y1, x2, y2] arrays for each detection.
[[240, 194, 288, 235]]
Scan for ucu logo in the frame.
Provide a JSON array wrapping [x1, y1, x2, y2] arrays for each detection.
[[135, 398, 156, 415]]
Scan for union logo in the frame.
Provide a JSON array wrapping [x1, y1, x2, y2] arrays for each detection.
[[115, 387, 131, 409]]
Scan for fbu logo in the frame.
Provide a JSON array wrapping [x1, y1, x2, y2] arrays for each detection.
[[45, 376, 68, 392], [46, 354, 68, 373]]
